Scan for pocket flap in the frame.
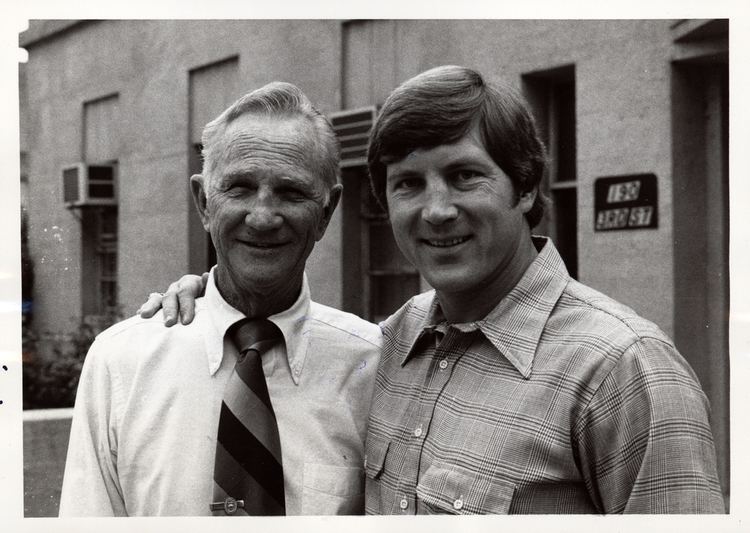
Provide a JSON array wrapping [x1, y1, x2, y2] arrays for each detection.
[[416, 461, 516, 514], [363, 434, 390, 480]]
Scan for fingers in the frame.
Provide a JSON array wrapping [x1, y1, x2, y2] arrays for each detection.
[[161, 281, 182, 327], [138, 292, 165, 319], [169, 274, 206, 326], [137, 273, 209, 327], [177, 283, 196, 326]]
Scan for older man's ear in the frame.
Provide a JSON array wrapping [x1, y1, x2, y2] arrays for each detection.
[[316, 183, 343, 241], [190, 174, 210, 231]]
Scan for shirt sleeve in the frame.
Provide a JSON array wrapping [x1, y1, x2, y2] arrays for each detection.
[[58, 336, 127, 516], [573, 337, 725, 513]]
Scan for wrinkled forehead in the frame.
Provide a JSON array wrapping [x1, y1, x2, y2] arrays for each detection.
[[214, 114, 321, 178]]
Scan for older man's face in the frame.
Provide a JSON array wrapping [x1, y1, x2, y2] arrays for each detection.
[[202, 114, 335, 300]]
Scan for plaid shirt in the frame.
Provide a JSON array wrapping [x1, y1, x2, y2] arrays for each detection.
[[364, 238, 724, 514]]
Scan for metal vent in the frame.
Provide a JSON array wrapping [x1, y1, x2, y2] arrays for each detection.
[[62, 163, 118, 208], [330, 106, 378, 168]]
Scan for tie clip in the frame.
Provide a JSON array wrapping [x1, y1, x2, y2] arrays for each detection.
[[210, 497, 245, 514]]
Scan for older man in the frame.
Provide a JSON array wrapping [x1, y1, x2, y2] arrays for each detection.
[[141, 66, 724, 514], [59, 82, 381, 516]]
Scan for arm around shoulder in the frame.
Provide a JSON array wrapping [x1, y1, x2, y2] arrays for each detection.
[[574, 336, 725, 514]]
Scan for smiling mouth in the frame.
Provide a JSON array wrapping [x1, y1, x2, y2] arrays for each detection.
[[422, 236, 471, 248], [238, 240, 287, 249]]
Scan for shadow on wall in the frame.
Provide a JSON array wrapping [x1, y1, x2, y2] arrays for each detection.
[[23, 409, 73, 517]]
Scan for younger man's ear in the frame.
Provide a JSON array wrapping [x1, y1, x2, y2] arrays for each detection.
[[190, 174, 210, 232], [518, 187, 537, 213]]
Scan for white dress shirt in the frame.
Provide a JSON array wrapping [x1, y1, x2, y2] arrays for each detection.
[[59, 272, 382, 516]]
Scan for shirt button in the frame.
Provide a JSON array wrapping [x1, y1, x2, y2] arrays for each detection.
[[413, 426, 423, 437], [438, 359, 448, 370], [399, 498, 408, 510], [453, 498, 463, 510]]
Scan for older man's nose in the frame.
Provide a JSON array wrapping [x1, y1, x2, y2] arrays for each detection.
[[243, 196, 283, 231]]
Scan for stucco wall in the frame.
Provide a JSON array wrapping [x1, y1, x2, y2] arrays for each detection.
[[22, 18, 717, 346], [342, 19, 676, 335], [23, 20, 343, 338]]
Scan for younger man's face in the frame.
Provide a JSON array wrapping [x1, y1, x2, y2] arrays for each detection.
[[384, 126, 535, 298]]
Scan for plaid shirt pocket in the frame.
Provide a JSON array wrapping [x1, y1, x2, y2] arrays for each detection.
[[364, 434, 392, 514], [416, 462, 516, 514], [364, 434, 390, 481]]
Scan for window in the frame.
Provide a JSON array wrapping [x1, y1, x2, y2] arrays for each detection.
[[82, 95, 120, 316], [188, 142, 216, 268], [96, 208, 118, 313], [523, 66, 578, 277], [188, 57, 239, 272], [334, 106, 422, 320], [341, 166, 420, 323], [21, 151, 32, 320], [360, 181, 420, 323]]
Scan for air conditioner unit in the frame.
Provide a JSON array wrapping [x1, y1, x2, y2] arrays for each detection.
[[62, 163, 117, 208], [329, 106, 378, 168]]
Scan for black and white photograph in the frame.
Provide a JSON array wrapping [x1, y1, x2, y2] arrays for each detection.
[[2, 3, 748, 532]]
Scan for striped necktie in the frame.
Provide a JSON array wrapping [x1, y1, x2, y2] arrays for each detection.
[[211, 318, 285, 516]]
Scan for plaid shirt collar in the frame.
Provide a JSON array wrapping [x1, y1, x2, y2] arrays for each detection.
[[401, 237, 569, 379]]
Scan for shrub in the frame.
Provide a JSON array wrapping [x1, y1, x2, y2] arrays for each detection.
[[22, 310, 122, 410]]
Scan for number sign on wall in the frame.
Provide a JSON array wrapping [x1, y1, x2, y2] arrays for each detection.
[[594, 174, 658, 231]]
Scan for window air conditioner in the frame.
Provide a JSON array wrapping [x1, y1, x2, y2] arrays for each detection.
[[62, 163, 117, 208], [329, 106, 378, 168]]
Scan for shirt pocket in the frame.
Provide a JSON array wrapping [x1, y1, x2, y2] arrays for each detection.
[[416, 461, 516, 515], [363, 434, 390, 481], [301, 463, 364, 515]]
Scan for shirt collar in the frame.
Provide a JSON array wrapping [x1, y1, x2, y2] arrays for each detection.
[[401, 237, 569, 379], [203, 269, 312, 384]]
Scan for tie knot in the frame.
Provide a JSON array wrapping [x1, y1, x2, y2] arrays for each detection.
[[229, 318, 282, 354]]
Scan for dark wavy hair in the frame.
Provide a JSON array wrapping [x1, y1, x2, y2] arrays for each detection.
[[367, 65, 548, 228]]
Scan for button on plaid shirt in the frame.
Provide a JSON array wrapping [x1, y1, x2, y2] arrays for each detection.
[[364, 238, 724, 514]]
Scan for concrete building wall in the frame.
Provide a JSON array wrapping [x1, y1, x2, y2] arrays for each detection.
[[342, 18, 676, 334], [23, 20, 343, 338], [24, 18, 688, 337]]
